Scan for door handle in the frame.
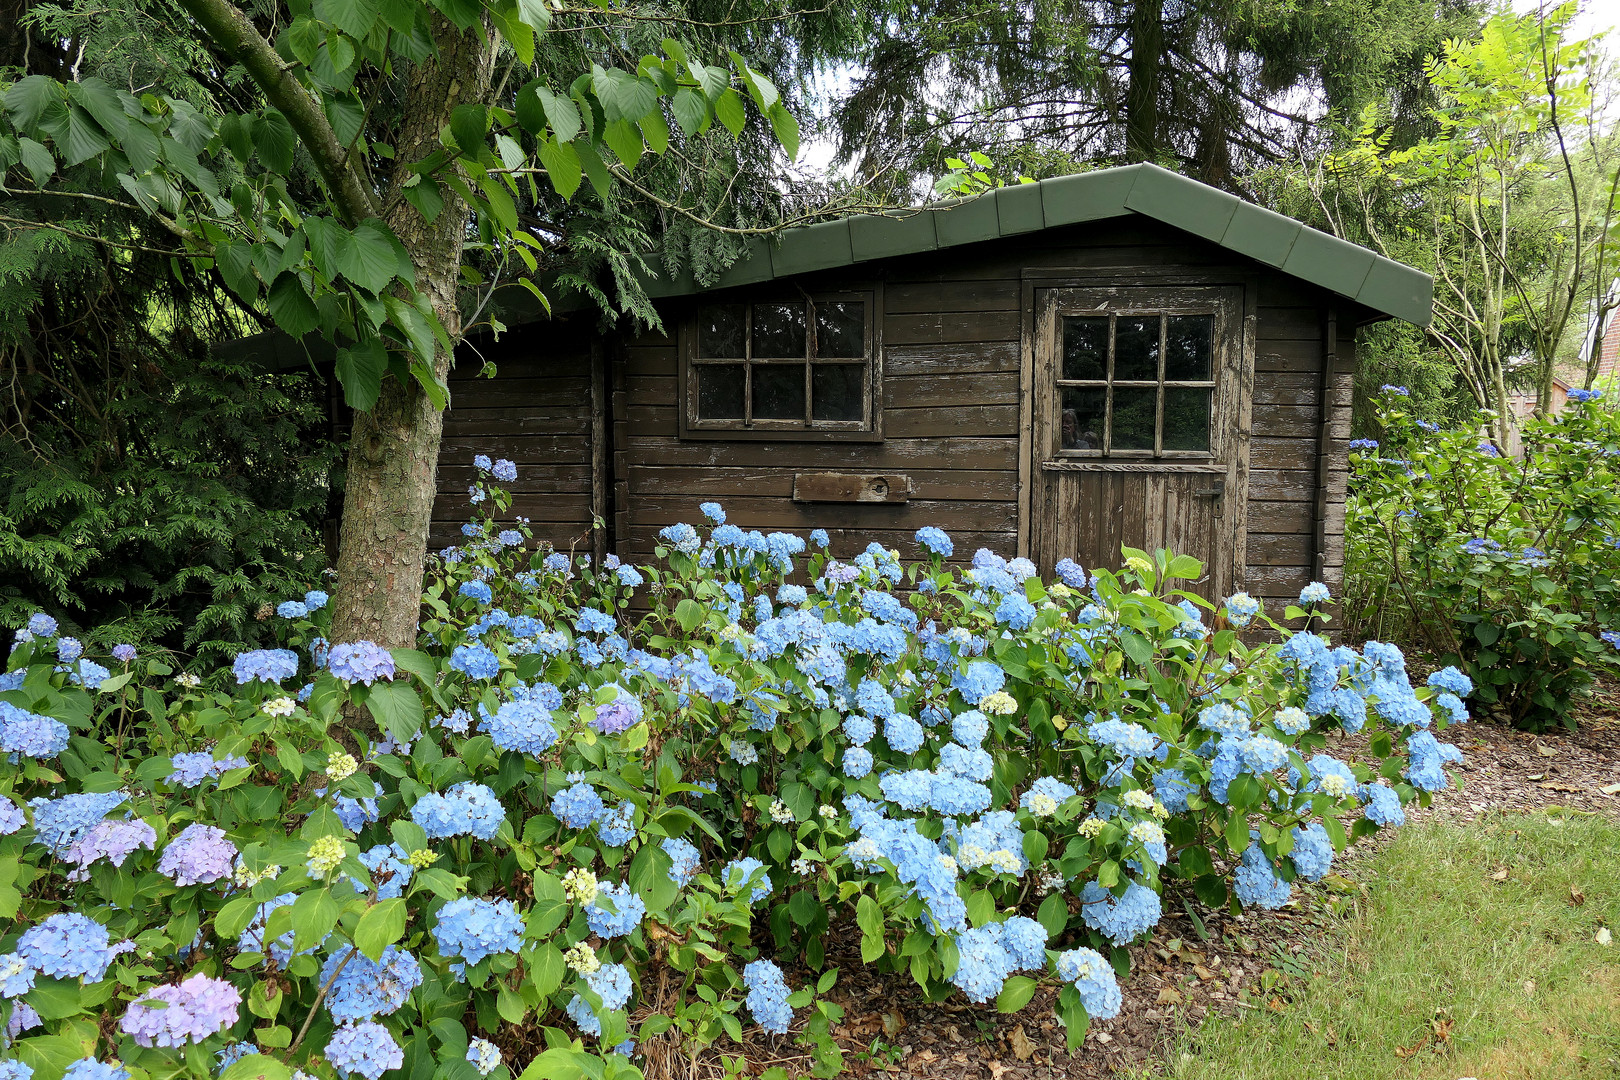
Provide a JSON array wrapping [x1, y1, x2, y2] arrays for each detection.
[[1194, 479, 1225, 498]]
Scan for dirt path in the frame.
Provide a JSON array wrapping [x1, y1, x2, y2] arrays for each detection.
[[665, 700, 1620, 1080]]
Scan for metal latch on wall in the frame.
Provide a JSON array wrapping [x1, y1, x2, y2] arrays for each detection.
[[1194, 479, 1226, 499]]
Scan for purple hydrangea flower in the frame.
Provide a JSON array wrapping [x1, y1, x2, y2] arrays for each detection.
[[232, 649, 300, 684], [328, 642, 396, 685], [590, 688, 643, 735], [325, 1021, 404, 1080], [119, 973, 242, 1046], [62, 818, 157, 881], [158, 823, 237, 886], [111, 644, 137, 663], [18, 913, 118, 981]]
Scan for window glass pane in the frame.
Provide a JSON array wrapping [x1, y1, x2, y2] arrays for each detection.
[[1060, 387, 1107, 450], [1114, 316, 1160, 381], [814, 302, 865, 358], [752, 364, 806, 420], [1062, 317, 1108, 380], [1163, 387, 1212, 451], [812, 364, 864, 421], [698, 304, 745, 358], [1165, 315, 1213, 380], [696, 364, 745, 420], [751, 302, 807, 358], [1111, 387, 1157, 450]]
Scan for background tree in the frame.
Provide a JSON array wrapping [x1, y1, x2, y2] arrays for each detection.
[[1287, 4, 1619, 440], [828, 0, 1483, 196]]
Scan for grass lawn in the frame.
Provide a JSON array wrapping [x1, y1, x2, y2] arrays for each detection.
[[1135, 812, 1620, 1079]]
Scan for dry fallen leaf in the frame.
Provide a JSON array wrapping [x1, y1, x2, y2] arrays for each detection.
[[1193, 964, 1217, 981], [1491, 867, 1510, 881], [1599, 782, 1620, 795], [1569, 885, 1586, 906], [1007, 1025, 1036, 1062], [986, 1061, 1010, 1080], [1524, 979, 1537, 995], [1157, 986, 1183, 1005], [1597, 927, 1613, 947], [1536, 743, 1559, 757], [881, 1010, 905, 1037], [1527, 773, 1547, 782]]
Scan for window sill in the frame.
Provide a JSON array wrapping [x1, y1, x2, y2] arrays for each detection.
[[1041, 460, 1225, 473]]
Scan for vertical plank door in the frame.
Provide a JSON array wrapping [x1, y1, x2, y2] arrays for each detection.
[[1029, 286, 1248, 599]]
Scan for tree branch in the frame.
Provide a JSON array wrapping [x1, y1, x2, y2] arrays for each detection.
[[172, 0, 378, 223]]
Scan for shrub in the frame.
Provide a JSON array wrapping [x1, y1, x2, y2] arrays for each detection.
[[0, 460, 1468, 1080], [1343, 387, 1620, 729]]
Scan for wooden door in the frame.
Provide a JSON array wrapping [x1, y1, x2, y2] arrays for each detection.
[[1029, 286, 1247, 598]]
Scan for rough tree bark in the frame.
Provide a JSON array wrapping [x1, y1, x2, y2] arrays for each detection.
[[1124, 0, 1164, 163], [327, 17, 496, 651]]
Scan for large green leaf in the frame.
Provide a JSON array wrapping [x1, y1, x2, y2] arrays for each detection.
[[353, 898, 407, 960], [536, 138, 581, 199], [448, 102, 487, 154], [316, 0, 382, 40], [58, 105, 110, 167], [334, 340, 388, 411], [340, 223, 401, 294], [713, 88, 746, 135], [267, 271, 320, 336], [4, 76, 60, 133], [253, 109, 296, 173], [671, 87, 708, 137], [768, 102, 799, 159], [17, 137, 54, 187], [515, 0, 551, 30], [539, 87, 583, 142], [363, 679, 425, 744], [601, 118, 642, 169]]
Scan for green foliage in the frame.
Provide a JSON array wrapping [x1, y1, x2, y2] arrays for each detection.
[[1343, 388, 1620, 729]]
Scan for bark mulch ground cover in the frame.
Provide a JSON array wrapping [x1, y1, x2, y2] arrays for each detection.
[[658, 686, 1620, 1080]]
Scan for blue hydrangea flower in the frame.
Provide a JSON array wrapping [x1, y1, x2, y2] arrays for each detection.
[[466, 1038, 501, 1077], [482, 696, 558, 756], [325, 1021, 404, 1080], [322, 946, 423, 1022], [433, 897, 525, 968], [356, 844, 414, 899], [566, 962, 633, 1036], [328, 642, 396, 685], [18, 913, 117, 981], [1426, 666, 1473, 697], [1019, 775, 1077, 815], [596, 802, 635, 848], [1361, 781, 1405, 826], [914, 526, 953, 556], [411, 782, 505, 840], [940, 742, 993, 781], [951, 710, 989, 747], [1288, 823, 1334, 882], [995, 592, 1037, 630], [884, 714, 924, 754], [1298, 582, 1330, 606], [305, 590, 329, 610], [1079, 881, 1161, 944], [449, 643, 501, 680], [997, 916, 1048, 971], [62, 1062, 129, 1080], [26, 613, 58, 637], [1056, 947, 1121, 1019], [492, 459, 517, 482], [1234, 844, 1292, 909], [699, 502, 726, 524], [743, 959, 792, 1033], [586, 882, 646, 938], [950, 925, 1011, 1003], [1224, 592, 1261, 628], [721, 858, 772, 904], [662, 837, 701, 887], [277, 601, 309, 619], [0, 703, 69, 758], [232, 649, 299, 684], [842, 747, 873, 779], [553, 781, 607, 829]]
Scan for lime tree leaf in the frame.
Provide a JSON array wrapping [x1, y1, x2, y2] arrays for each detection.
[[267, 271, 319, 336], [340, 223, 401, 294], [713, 88, 745, 135], [253, 109, 296, 172], [448, 102, 486, 154], [536, 138, 581, 199], [516, 0, 551, 31], [671, 87, 708, 137], [602, 118, 641, 168], [4, 75, 60, 133], [315, 0, 382, 39], [538, 87, 582, 142], [362, 679, 424, 744], [573, 138, 610, 198], [334, 340, 388, 411], [768, 101, 799, 159], [18, 137, 54, 187]]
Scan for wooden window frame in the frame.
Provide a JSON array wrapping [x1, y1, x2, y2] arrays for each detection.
[[1048, 296, 1230, 463], [678, 287, 884, 443]]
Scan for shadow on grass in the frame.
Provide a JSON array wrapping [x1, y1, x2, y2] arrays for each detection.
[[1133, 812, 1620, 1080]]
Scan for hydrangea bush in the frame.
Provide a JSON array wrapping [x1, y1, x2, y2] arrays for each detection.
[[0, 458, 1469, 1080], [1344, 386, 1620, 729]]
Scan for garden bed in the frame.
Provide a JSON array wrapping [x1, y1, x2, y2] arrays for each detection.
[[677, 698, 1620, 1080]]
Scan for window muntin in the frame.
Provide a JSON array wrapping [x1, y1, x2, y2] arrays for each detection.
[[688, 296, 875, 433], [1057, 312, 1216, 457]]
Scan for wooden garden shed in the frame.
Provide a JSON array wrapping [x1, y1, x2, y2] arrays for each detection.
[[434, 163, 1432, 608]]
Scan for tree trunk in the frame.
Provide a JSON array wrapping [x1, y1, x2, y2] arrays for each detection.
[[328, 16, 495, 650], [1124, 0, 1164, 163]]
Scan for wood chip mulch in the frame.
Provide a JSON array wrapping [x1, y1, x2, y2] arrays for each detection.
[[646, 687, 1620, 1080]]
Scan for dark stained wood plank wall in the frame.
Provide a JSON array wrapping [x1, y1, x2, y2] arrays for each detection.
[[430, 324, 599, 556], [429, 216, 1355, 607]]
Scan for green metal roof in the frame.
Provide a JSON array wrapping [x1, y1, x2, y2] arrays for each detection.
[[642, 163, 1432, 327]]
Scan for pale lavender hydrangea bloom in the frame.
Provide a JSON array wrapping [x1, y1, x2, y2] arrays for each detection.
[[0, 801, 21, 835], [111, 644, 137, 663], [119, 973, 242, 1046], [62, 818, 157, 881], [158, 823, 237, 886], [328, 642, 396, 685], [325, 1021, 404, 1080]]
